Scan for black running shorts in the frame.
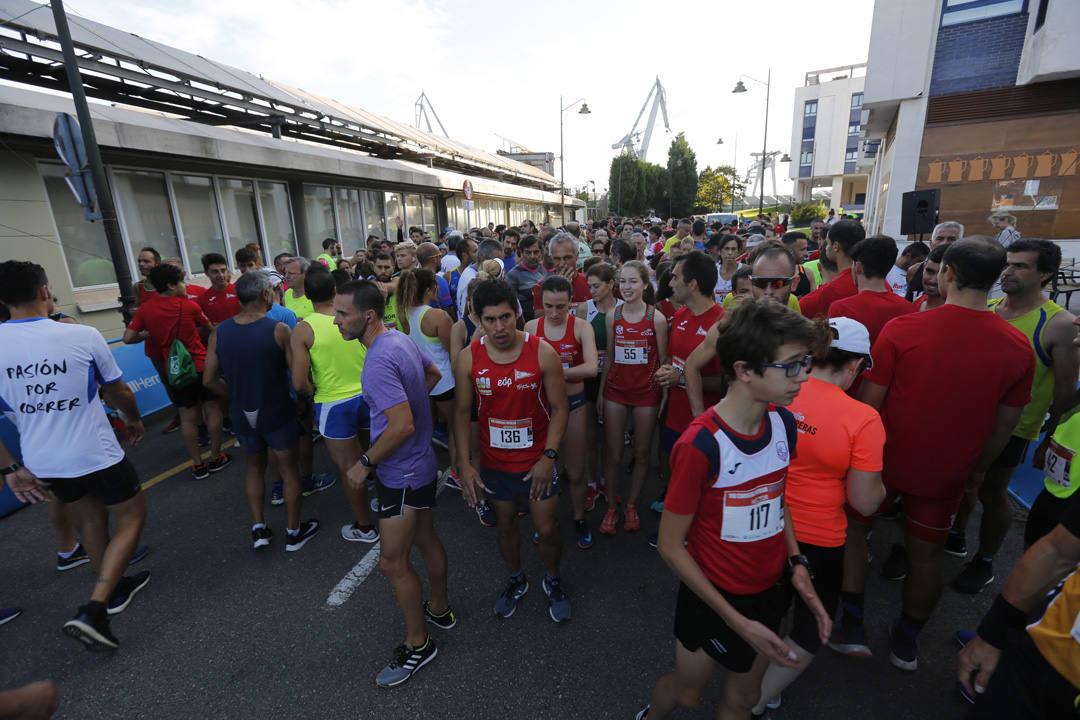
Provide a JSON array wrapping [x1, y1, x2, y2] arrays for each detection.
[[375, 475, 437, 519], [788, 543, 844, 654], [990, 434, 1030, 470], [673, 579, 789, 673], [45, 456, 142, 506]]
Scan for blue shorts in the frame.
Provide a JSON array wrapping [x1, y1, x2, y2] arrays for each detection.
[[238, 418, 299, 454], [661, 424, 683, 455], [314, 394, 370, 440], [481, 465, 560, 502], [568, 391, 586, 412]]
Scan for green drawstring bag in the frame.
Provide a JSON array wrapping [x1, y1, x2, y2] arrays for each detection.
[[166, 303, 197, 388]]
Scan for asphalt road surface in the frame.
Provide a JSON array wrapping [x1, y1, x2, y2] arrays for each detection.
[[2, 411, 1025, 719]]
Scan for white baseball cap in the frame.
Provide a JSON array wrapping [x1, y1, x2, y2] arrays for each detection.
[[828, 316, 872, 361]]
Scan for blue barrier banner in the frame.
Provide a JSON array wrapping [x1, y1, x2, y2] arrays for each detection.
[[106, 339, 172, 417]]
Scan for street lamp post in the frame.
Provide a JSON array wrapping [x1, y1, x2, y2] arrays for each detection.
[[733, 68, 771, 217], [560, 96, 590, 227]]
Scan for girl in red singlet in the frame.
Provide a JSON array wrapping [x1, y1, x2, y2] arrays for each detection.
[[526, 275, 598, 548], [598, 261, 669, 536]]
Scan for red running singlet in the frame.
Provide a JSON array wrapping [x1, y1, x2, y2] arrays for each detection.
[[604, 304, 661, 407], [537, 314, 584, 371], [471, 333, 551, 473]]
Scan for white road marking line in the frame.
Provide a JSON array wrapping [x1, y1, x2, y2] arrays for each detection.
[[325, 473, 451, 608]]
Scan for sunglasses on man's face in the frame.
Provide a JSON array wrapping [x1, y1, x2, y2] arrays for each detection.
[[750, 276, 793, 290]]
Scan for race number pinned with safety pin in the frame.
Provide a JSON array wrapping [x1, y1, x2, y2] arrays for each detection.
[[1045, 438, 1073, 490], [721, 481, 785, 542], [615, 339, 648, 365], [489, 418, 533, 450]]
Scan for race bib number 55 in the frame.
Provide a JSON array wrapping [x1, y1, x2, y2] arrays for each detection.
[[615, 340, 648, 365], [489, 418, 533, 450], [721, 481, 785, 542]]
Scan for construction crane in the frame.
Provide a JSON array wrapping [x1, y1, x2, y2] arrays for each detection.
[[611, 77, 671, 163], [414, 91, 448, 137]]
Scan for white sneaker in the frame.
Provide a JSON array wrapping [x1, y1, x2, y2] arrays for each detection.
[[341, 522, 379, 543]]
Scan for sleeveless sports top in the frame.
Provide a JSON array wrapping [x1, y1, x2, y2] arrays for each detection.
[[989, 297, 1064, 441], [537, 315, 584, 370], [604, 304, 661, 406], [214, 316, 293, 433], [407, 305, 454, 396], [471, 333, 550, 473], [585, 299, 621, 373], [306, 311, 365, 403]]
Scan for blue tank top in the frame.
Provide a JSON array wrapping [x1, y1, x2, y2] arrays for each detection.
[[214, 316, 293, 434]]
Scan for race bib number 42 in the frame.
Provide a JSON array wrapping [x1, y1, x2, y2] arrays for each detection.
[[721, 481, 785, 542], [615, 340, 648, 365], [489, 418, 533, 450], [1046, 438, 1073, 490]]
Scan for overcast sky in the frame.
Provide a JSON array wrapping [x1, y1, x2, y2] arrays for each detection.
[[61, 0, 873, 198]]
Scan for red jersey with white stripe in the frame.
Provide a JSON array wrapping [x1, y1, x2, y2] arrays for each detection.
[[471, 333, 550, 473], [604, 304, 661, 406], [537, 315, 584, 371], [666, 406, 798, 594], [666, 305, 724, 433]]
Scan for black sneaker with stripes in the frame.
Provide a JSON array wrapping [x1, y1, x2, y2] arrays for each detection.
[[423, 602, 457, 630], [375, 636, 438, 688]]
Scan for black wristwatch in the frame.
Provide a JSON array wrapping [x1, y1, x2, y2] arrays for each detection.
[[788, 554, 814, 579], [0, 461, 21, 475], [359, 454, 373, 468], [542, 449, 559, 461]]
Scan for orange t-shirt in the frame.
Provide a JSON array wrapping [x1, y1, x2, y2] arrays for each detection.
[[786, 376, 885, 547]]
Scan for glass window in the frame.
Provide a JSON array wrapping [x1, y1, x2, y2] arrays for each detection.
[[362, 190, 385, 243], [112, 168, 182, 271], [422, 195, 437, 236], [804, 100, 818, 116], [385, 192, 404, 237], [848, 123, 861, 136], [303, 185, 336, 251], [845, 151, 859, 162], [942, 0, 1023, 26], [170, 174, 226, 268], [218, 178, 261, 264], [41, 163, 117, 287], [404, 193, 422, 232], [802, 125, 815, 140], [851, 92, 864, 109], [257, 181, 296, 261], [800, 151, 814, 166], [335, 187, 363, 254]]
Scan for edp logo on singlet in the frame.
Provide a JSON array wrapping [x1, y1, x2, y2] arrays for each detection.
[[497, 377, 513, 388]]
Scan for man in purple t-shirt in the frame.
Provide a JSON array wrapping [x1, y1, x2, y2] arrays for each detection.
[[333, 279, 454, 690]]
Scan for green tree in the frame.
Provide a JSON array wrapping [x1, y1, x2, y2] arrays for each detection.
[[608, 154, 674, 216], [667, 133, 698, 218], [694, 165, 744, 213]]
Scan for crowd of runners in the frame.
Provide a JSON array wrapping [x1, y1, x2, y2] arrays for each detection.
[[2, 211, 1080, 719]]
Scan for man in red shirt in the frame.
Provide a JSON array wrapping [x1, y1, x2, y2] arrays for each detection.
[[830, 238, 1034, 673], [123, 264, 230, 479], [196, 253, 241, 325], [532, 233, 590, 314], [828, 235, 915, 343], [798, 220, 865, 318]]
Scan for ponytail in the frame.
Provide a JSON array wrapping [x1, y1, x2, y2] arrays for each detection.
[[397, 269, 418, 335]]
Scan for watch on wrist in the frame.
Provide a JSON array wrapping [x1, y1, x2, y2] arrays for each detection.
[[788, 554, 814, 579], [0, 461, 21, 475], [542, 449, 559, 461], [359, 454, 373, 468]]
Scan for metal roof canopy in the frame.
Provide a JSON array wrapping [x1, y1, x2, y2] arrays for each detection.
[[0, 0, 557, 191]]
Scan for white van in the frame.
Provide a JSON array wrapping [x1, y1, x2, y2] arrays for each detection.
[[705, 213, 739, 227]]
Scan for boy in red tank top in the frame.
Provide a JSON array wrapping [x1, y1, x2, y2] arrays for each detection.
[[453, 279, 573, 623]]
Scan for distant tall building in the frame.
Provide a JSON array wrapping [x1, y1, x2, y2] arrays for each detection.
[[788, 64, 870, 215], [862, 0, 1080, 239]]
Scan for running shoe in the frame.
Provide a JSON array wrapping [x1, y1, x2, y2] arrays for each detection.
[[271, 481, 284, 506], [574, 520, 593, 549], [542, 574, 571, 623], [889, 621, 919, 672], [0, 606, 21, 626], [951, 558, 994, 594], [285, 520, 320, 551], [56, 543, 90, 571], [431, 428, 449, 449], [955, 630, 976, 648], [828, 621, 873, 658], [161, 416, 181, 434], [475, 501, 496, 528], [302, 473, 336, 496], [197, 424, 210, 448], [532, 531, 539, 545], [881, 543, 908, 581], [623, 503, 641, 532], [647, 532, 658, 549], [375, 637, 437, 688], [766, 694, 782, 710], [957, 680, 977, 705], [650, 489, 666, 514], [494, 573, 529, 618], [599, 507, 618, 535], [63, 603, 118, 650], [222, 417, 234, 435], [635, 706, 650, 720], [207, 453, 232, 473], [128, 544, 149, 565], [252, 526, 273, 550], [944, 530, 968, 558], [340, 522, 378, 543], [107, 571, 151, 615], [423, 602, 457, 630], [584, 484, 606, 511], [191, 463, 209, 481], [442, 470, 462, 491]]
